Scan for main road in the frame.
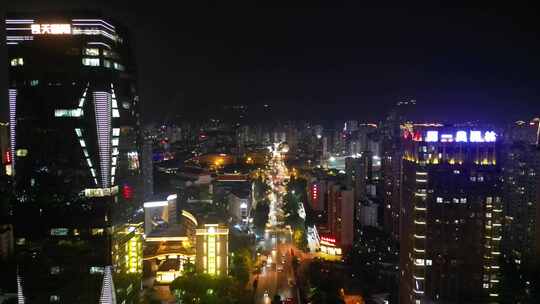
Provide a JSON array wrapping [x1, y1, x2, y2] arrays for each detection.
[[254, 229, 298, 304], [253, 143, 299, 303]]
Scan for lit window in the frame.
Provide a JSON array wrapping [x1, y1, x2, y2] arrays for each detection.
[[103, 59, 111, 68], [83, 149, 89, 158], [103, 50, 111, 58], [55, 109, 83, 117], [16, 149, 28, 157], [113, 128, 120, 136], [113, 147, 119, 156], [82, 57, 100, 66], [436, 197, 443, 203], [111, 166, 116, 176], [79, 139, 86, 147], [460, 198, 467, 204], [426, 259, 432, 266], [453, 170, 460, 174], [470, 176, 476, 182], [10, 58, 24, 66], [50, 228, 68, 236], [478, 175, 484, 182], [84, 48, 99, 56], [112, 138, 119, 146], [90, 266, 104, 274], [453, 198, 459, 204], [30, 80, 39, 86], [75, 128, 82, 138], [91, 228, 104, 236], [86, 158, 93, 168], [113, 62, 125, 71], [112, 156, 117, 166], [50, 295, 60, 302], [113, 109, 120, 117], [50, 266, 60, 275]]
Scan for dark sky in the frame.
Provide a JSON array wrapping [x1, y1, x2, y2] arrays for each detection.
[[2, 1, 540, 123]]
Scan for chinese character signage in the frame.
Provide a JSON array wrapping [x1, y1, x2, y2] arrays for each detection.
[[405, 130, 497, 143], [31, 24, 71, 34]]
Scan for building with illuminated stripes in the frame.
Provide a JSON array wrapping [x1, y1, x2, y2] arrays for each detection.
[[399, 126, 502, 304], [195, 224, 229, 276], [5, 13, 142, 303]]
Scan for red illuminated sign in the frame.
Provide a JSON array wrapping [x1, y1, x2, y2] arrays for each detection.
[[122, 184, 134, 200], [403, 130, 411, 140], [412, 131, 422, 142], [3, 151, 11, 164], [311, 184, 319, 201], [320, 236, 336, 244]]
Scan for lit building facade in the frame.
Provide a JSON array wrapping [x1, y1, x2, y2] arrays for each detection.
[[142, 198, 198, 284], [6, 13, 142, 303], [327, 185, 355, 250], [195, 224, 229, 276], [399, 127, 502, 304]]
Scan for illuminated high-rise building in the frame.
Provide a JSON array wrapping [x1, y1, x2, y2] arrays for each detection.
[[5, 13, 142, 302], [399, 127, 502, 304]]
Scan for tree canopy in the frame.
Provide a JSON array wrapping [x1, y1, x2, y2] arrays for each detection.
[[170, 272, 251, 304]]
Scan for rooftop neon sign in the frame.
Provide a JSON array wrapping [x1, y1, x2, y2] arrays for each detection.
[[421, 130, 497, 143]]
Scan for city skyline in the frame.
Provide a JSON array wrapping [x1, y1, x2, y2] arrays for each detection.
[[2, 4, 540, 304]]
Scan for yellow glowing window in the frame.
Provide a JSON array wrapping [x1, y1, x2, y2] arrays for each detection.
[[16, 149, 28, 157], [84, 48, 100, 56], [91, 228, 104, 236], [82, 57, 100, 67], [10, 58, 24, 66]]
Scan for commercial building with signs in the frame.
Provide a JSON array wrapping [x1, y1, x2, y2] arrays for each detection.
[[5, 13, 142, 303], [399, 127, 502, 304], [141, 197, 229, 282]]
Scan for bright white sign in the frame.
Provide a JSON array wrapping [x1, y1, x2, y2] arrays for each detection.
[[425, 131, 439, 142], [469, 131, 484, 142], [31, 24, 71, 34], [424, 130, 497, 143], [456, 131, 468, 142]]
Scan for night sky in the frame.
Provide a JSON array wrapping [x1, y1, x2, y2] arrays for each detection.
[[2, 2, 540, 123]]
